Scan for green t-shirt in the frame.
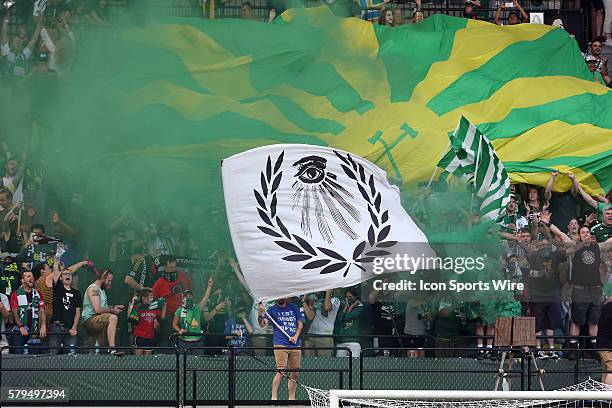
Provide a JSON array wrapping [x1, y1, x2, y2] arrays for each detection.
[[597, 202, 612, 221], [175, 305, 203, 342], [591, 222, 612, 243], [335, 302, 365, 343]]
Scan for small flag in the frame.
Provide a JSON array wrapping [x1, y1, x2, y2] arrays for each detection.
[[437, 116, 511, 221]]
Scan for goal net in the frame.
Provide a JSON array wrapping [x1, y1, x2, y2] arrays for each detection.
[[305, 379, 612, 408]]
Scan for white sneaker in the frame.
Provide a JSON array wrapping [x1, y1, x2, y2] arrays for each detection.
[[537, 351, 550, 360], [548, 351, 560, 360]]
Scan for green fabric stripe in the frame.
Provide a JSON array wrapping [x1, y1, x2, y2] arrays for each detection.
[[427, 29, 592, 116], [120, 104, 326, 148], [438, 149, 456, 168], [476, 91, 612, 140], [504, 151, 612, 192], [114, 33, 210, 94], [475, 139, 492, 192], [374, 14, 467, 102], [190, 18, 374, 115]]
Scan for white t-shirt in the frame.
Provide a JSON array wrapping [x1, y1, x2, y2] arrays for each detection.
[[1, 43, 32, 77], [404, 303, 426, 336], [308, 296, 341, 335], [0, 293, 10, 347]]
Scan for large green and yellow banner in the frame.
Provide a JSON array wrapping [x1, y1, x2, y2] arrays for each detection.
[[108, 7, 610, 197]]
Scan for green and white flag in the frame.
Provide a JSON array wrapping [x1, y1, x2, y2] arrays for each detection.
[[437, 116, 511, 221]]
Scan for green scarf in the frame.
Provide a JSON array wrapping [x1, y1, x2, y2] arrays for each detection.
[[179, 305, 202, 336], [129, 298, 165, 322], [17, 286, 41, 333]]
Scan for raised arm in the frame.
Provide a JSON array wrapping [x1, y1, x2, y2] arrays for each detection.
[[52, 212, 77, 238], [67, 260, 89, 275], [26, 19, 42, 53], [513, 0, 529, 22], [50, 246, 62, 285], [495, 5, 503, 25], [240, 312, 254, 334], [568, 173, 598, 208], [198, 276, 214, 311], [1, 13, 8, 47], [541, 211, 573, 243], [323, 290, 333, 312], [257, 302, 267, 328], [544, 171, 557, 202], [39, 27, 56, 54], [301, 294, 314, 321]]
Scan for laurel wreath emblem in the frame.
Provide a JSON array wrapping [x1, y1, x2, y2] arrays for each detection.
[[254, 150, 397, 277]]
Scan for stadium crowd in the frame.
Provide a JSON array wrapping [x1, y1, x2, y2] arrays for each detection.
[[0, 1, 611, 387]]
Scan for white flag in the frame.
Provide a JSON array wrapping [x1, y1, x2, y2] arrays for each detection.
[[222, 144, 431, 301]]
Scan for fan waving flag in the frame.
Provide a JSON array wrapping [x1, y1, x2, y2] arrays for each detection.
[[222, 144, 433, 301], [438, 116, 511, 220]]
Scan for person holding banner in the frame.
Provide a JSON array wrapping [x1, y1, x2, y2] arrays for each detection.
[[258, 298, 304, 400]]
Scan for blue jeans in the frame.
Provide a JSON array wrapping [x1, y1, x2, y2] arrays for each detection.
[[11, 326, 44, 354], [48, 322, 78, 355]]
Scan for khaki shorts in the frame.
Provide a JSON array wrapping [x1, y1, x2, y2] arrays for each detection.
[[83, 313, 113, 334], [600, 351, 612, 371], [273, 346, 302, 370]]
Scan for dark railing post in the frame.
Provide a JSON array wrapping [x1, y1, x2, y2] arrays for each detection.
[[527, 351, 532, 391], [359, 348, 364, 389], [191, 370, 196, 408], [348, 348, 353, 390], [519, 349, 525, 391], [228, 345, 236, 408], [182, 351, 187, 408], [574, 348, 580, 385], [175, 349, 180, 408]]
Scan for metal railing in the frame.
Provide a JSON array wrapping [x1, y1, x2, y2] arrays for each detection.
[[0, 345, 181, 407], [182, 345, 353, 408], [1, 342, 612, 406], [360, 346, 527, 390]]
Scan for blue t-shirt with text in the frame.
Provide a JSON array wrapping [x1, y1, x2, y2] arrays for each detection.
[[224, 317, 249, 351], [265, 303, 303, 347]]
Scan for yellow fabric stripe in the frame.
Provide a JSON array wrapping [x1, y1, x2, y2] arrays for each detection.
[[445, 77, 610, 125], [492, 121, 612, 161], [413, 21, 551, 105], [509, 168, 604, 196], [125, 24, 256, 99], [126, 23, 361, 130]]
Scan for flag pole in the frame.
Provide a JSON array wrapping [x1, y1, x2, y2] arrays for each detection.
[[265, 310, 293, 340], [470, 134, 483, 216], [425, 141, 451, 191]]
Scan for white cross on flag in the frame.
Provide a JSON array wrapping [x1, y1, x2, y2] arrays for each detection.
[[222, 144, 432, 301]]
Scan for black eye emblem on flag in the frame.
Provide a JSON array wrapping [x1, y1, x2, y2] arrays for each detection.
[[293, 156, 326, 184], [291, 155, 360, 243], [254, 150, 398, 277]]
